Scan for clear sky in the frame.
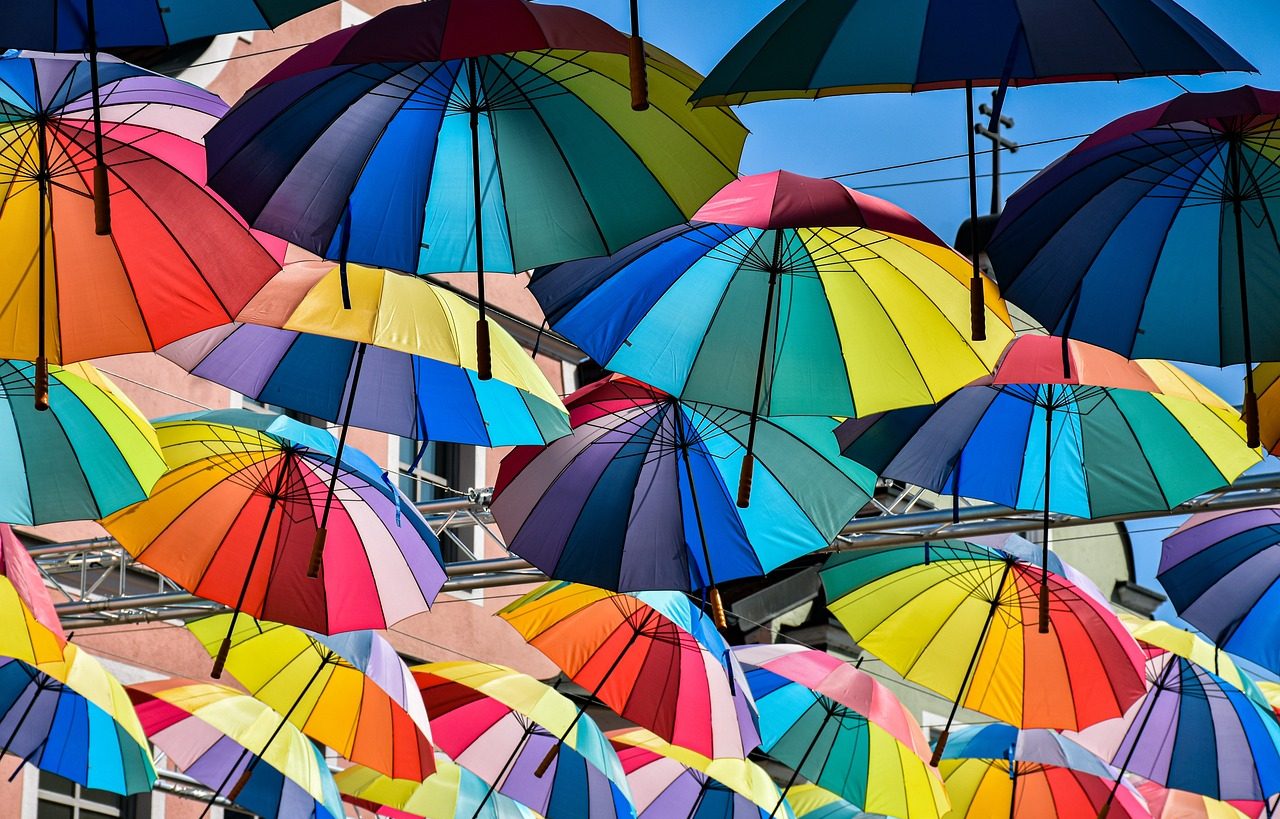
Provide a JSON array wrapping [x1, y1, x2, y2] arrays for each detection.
[[558, 1, 1280, 644]]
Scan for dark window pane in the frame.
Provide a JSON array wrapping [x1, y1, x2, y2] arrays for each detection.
[[38, 772, 75, 796], [80, 785, 124, 808], [35, 803, 74, 819]]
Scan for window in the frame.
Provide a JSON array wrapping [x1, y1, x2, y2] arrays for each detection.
[[222, 810, 257, 819], [574, 358, 610, 390], [35, 772, 149, 819], [398, 438, 472, 563]]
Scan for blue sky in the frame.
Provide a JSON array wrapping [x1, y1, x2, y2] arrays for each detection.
[[558, 1, 1280, 640]]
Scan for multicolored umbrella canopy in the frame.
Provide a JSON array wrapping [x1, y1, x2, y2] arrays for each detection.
[[1114, 614, 1268, 706], [128, 677, 344, 819], [0, 359, 165, 524], [161, 261, 569, 446], [497, 582, 760, 761], [733, 644, 949, 819], [1159, 506, 1280, 673], [1073, 623, 1280, 803], [987, 87, 1280, 445], [187, 615, 436, 782], [938, 724, 1149, 819], [0, 51, 281, 403], [1253, 363, 1280, 453], [610, 727, 793, 819], [101, 409, 445, 669], [0, 643, 155, 795], [821, 540, 1147, 758], [691, 0, 1252, 104], [335, 755, 541, 819], [491, 376, 873, 604], [205, 0, 745, 377], [0, 524, 66, 652], [785, 784, 886, 819], [1137, 781, 1256, 819], [413, 661, 636, 819]]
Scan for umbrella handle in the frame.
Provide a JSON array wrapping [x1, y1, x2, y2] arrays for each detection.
[[94, 162, 110, 235], [34, 356, 49, 412], [629, 37, 648, 112], [1038, 581, 1050, 634], [709, 587, 727, 629], [1246, 387, 1261, 449], [476, 319, 492, 381], [970, 277, 986, 342], [308, 529, 327, 578], [736, 454, 754, 508], [534, 740, 559, 777], [211, 635, 232, 679], [930, 728, 950, 767], [228, 767, 252, 801]]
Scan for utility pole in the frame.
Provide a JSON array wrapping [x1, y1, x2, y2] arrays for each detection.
[[976, 92, 1018, 214]]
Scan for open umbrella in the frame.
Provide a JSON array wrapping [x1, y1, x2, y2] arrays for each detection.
[[938, 724, 1150, 819], [187, 616, 435, 781], [128, 677, 344, 819], [0, 525, 66, 654], [0, 643, 155, 795], [413, 660, 635, 819], [1137, 782, 1255, 819], [335, 755, 541, 819], [0, 359, 165, 525], [102, 409, 445, 675], [610, 727, 794, 819], [497, 582, 759, 762], [491, 375, 873, 619], [836, 334, 1260, 628], [785, 784, 885, 819], [821, 539, 1146, 762], [161, 260, 570, 572], [733, 644, 948, 819], [691, 0, 1253, 340], [1158, 506, 1280, 673], [532, 170, 1012, 505], [1253, 363, 1280, 452], [0, 0, 332, 232], [205, 0, 746, 379], [988, 86, 1280, 446], [0, 51, 281, 408]]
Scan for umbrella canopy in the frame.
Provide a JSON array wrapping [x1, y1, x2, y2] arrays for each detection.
[[205, 0, 745, 378], [1073, 626, 1280, 803], [161, 261, 569, 446], [610, 727, 793, 819], [0, 524, 66, 652], [1253, 363, 1280, 453], [786, 784, 886, 819], [497, 581, 759, 760], [821, 540, 1146, 759], [691, 0, 1252, 104], [129, 677, 344, 819], [0, 644, 155, 795], [101, 409, 445, 666], [531, 170, 1012, 421], [187, 615, 435, 782], [491, 375, 873, 603], [335, 755, 541, 819], [413, 661, 635, 819], [1159, 506, 1280, 673], [0, 359, 165, 524], [0, 51, 281, 404], [733, 644, 948, 819], [1137, 782, 1255, 819], [987, 87, 1280, 445], [938, 724, 1150, 819]]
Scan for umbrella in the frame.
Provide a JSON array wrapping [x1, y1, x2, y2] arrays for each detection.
[[1137, 782, 1256, 819], [690, 0, 1252, 340], [1158, 506, 1280, 673], [0, 51, 281, 408], [0, 0, 331, 231], [0, 643, 155, 795], [938, 723, 1149, 819], [733, 644, 949, 819], [128, 677, 344, 819], [1253, 363, 1280, 452], [204, 0, 746, 379], [413, 660, 635, 819], [987, 86, 1280, 446], [0, 524, 66, 655], [785, 784, 886, 819], [610, 727, 794, 819], [335, 755, 541, 819], [101, 409, 445, 675], [1073, 620, 1280, 808], [497, 581, 759, 762], [836, 334, 1260, 628], [0, 359, 165, 524], [490, 375, 873, 618], [161, 260, 570, 571], [187, 615, 435, 782], [821, 539, 1146, 762], [531, 170, 1013, 504]]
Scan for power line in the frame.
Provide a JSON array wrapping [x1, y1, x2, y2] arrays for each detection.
[[825, 133, 1087, 180]]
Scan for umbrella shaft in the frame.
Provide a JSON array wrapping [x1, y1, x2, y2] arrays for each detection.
[[1100, 656, 1175, 816], [310, 342, 368, 576], [1232, 140, 1259, 446], [472, 718, 538, 819], [769, 706, 836, 817], [679, 438, 720, 604], [739, 252, 781, 508], [469, 57, 493, 381], [1039, 397, 1052, 633], [966, 80, 986, 341]]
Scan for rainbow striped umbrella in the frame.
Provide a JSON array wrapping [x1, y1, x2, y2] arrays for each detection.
[[413, 661, 635, 819], [335, 755, 540, 819], [129, 678, 344, 819], [0, 359, 165, 525], [498, 582, 759, 761], [611, 727, 793, 819], [733, 644, 948, 819], [0, 644, 155, 795], [0, 525, 65, 666], [102, 409, 445, 673]]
